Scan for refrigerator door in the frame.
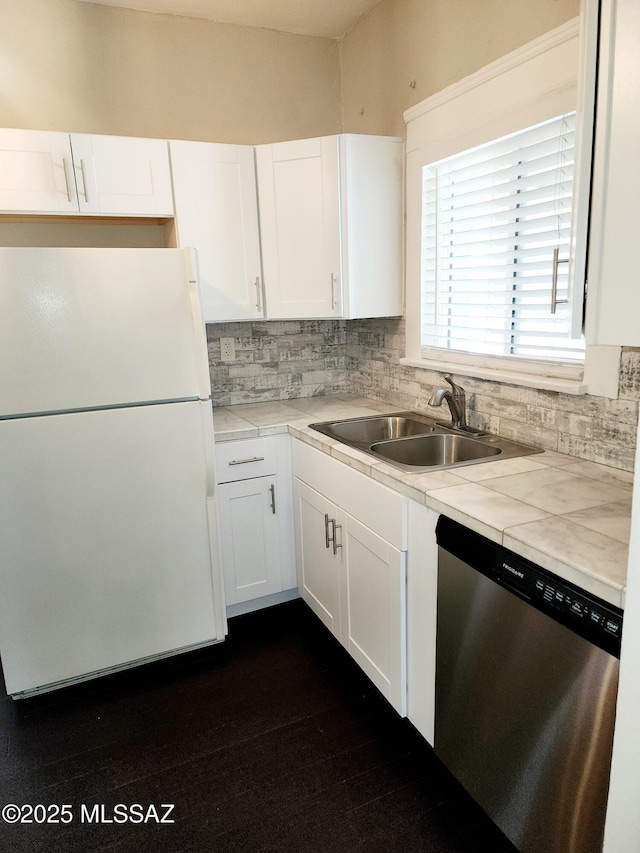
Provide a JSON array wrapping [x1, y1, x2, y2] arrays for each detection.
[[0, 247, 211, 418], [0, 400, 224, 696]]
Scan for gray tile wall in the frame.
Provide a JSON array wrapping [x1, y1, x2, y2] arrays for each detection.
[[347, 318, 640, 472], [207, 319, 639, 472], [208, 320, 347, 405]]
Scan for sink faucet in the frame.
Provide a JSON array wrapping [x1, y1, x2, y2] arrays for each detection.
[[428, 375, 467, 430]]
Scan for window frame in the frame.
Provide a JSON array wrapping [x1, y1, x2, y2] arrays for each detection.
[[402, 13, 611, 396]]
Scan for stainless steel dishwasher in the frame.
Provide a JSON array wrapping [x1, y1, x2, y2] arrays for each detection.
[[435, 516, 622, 853]]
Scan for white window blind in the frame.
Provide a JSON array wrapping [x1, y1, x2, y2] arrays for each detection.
[[421, 113, 585, 364]]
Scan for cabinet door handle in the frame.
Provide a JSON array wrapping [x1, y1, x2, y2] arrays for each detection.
[[62, 158, 73, 202], [255, 276, 262, 312], [551, 247, 569, 314], [79, 158, 90, 203], [228, 456, 265, 466], [269, 483, 276, 514], [331, 519, 342, 555], [331, 273, 338, 311], [324, 513, 332, 549]]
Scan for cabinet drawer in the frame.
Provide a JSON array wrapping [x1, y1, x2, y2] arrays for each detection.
[[215, 437, 278, 483]]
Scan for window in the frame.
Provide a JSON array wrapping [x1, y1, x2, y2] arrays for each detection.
[[401, 16, 607, 393], [421, 113, 585, 364]]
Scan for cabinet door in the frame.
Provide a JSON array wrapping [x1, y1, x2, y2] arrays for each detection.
[[585, 0, 640, 346], [0, 129, 77, 213], [218, 476, 282, 606], [256, 136, 341, 319], [170, 141, 263, 322], [293, 478, 340, 635], [340, 511, 407, 715], [340, 135, 404, 319], [70, 134, 173, 216]]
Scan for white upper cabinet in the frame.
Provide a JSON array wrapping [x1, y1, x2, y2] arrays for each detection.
[[339, 135, 404, 319], [0, 129, 173, 217], [170, 140, 263, 323], [256, 135, 341, 319], [0, 130, 77, 214], [256, 134, 404, 321], [585, 0, 640, 346], [69, 134, 173, 216]]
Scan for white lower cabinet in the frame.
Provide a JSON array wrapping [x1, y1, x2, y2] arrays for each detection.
[[339, 512, 406, 713], [292, 439, 407, 715], [406, 501, 439, 746], [295, 480, 341, 635], [218, 475, 283, 605], [215, 435, 296, 616]]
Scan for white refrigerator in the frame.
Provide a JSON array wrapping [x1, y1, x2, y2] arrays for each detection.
[[0, 247, 227, 698]]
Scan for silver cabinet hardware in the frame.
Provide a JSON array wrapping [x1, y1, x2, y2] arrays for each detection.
[[255, 276, 262, 312], [79, 159, 90, 203], [330, 519, 342, 555], [551, 247, 569, 314], [269, 483, 276, 514], [228, 456, 265, 466], [323, 515, 341, 553], [62, 158, 73, 202], [330, 273, 338, 310]]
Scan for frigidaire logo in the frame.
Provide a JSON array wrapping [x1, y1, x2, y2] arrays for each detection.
[[502, 561, 525, 579]]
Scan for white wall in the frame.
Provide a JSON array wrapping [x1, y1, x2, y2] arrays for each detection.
[[604, 408, 640, 853], [339, 0, 579, 136], [603, 417, 640, 850]]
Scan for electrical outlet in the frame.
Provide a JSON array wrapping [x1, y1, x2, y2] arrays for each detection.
[[220, 337, 236, 363]]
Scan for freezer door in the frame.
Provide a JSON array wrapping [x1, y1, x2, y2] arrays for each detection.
[[0, 247, 211, 418], [0, 401, 224, 696]]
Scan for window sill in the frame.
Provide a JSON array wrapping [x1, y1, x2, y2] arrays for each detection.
[[399, 356, 588, 395]]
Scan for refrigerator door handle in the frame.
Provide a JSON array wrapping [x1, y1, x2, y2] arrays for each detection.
[[199, 400, 217, 499], [184, 247, 212, 402]]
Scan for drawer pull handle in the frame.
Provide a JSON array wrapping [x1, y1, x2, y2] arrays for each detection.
[[269, 483, 276, 514], [228, 456, 265, 466], [325, 513, 331, 549]]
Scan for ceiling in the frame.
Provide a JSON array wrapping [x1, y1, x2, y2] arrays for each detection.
[[74, 0, 383, 38]]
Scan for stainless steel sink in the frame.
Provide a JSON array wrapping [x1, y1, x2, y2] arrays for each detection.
[[370, 433, 502, 468], [322, 415, 435, 444], [309, 411, 541, 472], [369, 433, 501, 467]]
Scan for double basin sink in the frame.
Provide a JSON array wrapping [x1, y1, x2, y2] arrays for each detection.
[[310, 412, 541, 473]]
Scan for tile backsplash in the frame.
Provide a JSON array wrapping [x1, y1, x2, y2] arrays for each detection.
[[208, 319, 640, 472], [208, 320, 346, 405]]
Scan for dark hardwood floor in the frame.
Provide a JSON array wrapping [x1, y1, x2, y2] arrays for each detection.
[[0, 600, 516, 853]]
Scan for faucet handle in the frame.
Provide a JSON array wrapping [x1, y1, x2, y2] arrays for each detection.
[[444, 374, 465, 396]]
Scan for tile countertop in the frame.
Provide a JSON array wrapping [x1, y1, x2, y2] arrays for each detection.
[[213, 394, 633, 610]]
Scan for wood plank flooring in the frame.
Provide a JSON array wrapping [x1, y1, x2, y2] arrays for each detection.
[[0, 600, 516, 852]]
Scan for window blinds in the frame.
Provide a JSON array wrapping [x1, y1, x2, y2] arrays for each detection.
[[421, 113, 585, 363]]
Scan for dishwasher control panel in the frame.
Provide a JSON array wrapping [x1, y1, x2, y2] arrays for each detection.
[[435, 515, 623, 658], [496, 553, 622, 655]]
